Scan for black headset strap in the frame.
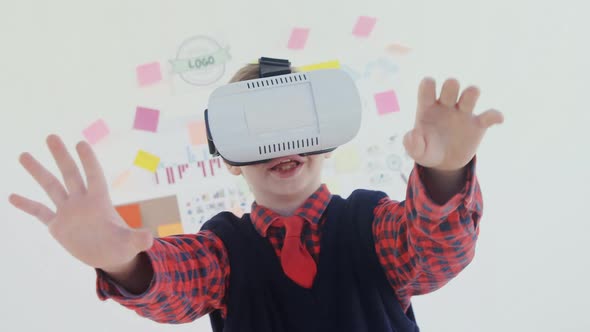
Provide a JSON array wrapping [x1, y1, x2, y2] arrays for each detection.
[[258, 57, 292, 78]]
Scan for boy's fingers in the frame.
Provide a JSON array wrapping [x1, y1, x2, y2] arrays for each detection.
[[476, 109, 504, 128], [403, 129, 445, 168], [19, 152, 68, 206], [417, 77, 436, 115], [76, 141, 108, 194], [439, 78, 460, 107], [9, 194, 56, 225], [46, 135, 86, 195], [457, 86, 480, 113], [403, 130, 426, 160]]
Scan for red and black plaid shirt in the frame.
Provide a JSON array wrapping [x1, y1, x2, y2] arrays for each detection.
[[97, 160, 482, 323]]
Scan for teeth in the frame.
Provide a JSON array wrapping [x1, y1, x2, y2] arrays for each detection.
[[272, 160, 299, 171], [276, 163, 296, 171]]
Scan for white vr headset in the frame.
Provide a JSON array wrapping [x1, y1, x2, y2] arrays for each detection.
[[204, 57, 362, 166]]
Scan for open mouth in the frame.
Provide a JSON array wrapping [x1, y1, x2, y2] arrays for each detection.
[[270, 159, 302, 172], [267, 156, 305, 177]]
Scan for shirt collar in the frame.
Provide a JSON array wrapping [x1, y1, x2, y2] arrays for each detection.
[[250, 184, 332, 238]]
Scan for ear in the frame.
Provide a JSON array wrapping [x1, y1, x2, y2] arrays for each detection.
[[224, 161, 242, 176]]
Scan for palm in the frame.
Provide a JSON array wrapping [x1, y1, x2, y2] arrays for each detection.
[[50, 187, 129, 268], [9, 135, 153, 270], [404, 78, 504, 170]]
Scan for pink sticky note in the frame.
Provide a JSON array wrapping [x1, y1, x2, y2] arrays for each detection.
[[287, 28, 310, 50], [188, 120, 207, 145], [82, 119, 110, 145], [134, 107, 160, 132], [352, 16, 377, 37], [136, 62, 162, 86], [374, 90, 400, 115]]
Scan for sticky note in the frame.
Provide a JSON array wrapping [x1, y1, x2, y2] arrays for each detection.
[[374, 90, 400, 115], [157, 223, 184, 237], [287, 28, 310, 50], [385, 43, 412, 55], [112, 169, 131, 188], [188, 120, 207, 145], [136, 62, 162, 86], [352, 16, 377, 37], [134, 150, 160, 172], [116, 204, 142, 228], [298, 60, 340, 72], [134, 107, 160, 132], [139, 196, 181, 230], [334, 145, 361, 173], [82, 119, 109, 145]]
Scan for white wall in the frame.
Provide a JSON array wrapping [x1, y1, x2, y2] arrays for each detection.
[[1, 0, 589, 331]]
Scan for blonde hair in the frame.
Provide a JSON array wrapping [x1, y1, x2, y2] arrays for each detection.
[[229, 63, 296, 83]]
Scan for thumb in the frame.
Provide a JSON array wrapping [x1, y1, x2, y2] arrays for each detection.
[[403, 129, 426, 160], [476, 109, 504, 129], [130, 229, 154, 253]]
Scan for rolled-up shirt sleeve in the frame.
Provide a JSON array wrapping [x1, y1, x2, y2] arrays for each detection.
[[373, 158, 482, 311], [96, 230, 229, 322]]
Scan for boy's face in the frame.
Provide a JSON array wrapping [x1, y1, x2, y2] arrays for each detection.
[[226, 153, 332, 205]]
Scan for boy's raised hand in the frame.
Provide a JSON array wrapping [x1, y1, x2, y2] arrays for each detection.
[[9, 135, 153, 271], [403, 78, 504, 171]]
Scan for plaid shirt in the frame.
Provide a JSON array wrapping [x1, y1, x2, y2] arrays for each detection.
[[97, 160, 481, 323]]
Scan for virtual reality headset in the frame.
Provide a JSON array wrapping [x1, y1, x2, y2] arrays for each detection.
[[204, 57, 362, 166]]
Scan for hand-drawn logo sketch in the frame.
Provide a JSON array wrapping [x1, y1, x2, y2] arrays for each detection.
[[363, 57, 399, 83], [386, 154, 402, 171], [169, 35, 231, 86]]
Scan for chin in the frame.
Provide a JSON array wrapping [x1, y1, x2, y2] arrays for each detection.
[[270, 174, 320, 198], [246, 157, 324, 200], [271, 178, 310, 195]]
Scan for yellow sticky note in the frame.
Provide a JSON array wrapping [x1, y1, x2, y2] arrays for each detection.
[[334, 145, 361, 173], [157, 222, 184, 237], [133, 150, 160, 173], [297, 60, 340, 72]]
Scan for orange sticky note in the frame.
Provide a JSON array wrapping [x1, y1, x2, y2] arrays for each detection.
[[112, 169, 132, 188], [188, 120, 207, 145], [157, 223, 184, 237], [116, 204, 142, 228], [385, 43, 412, 55]]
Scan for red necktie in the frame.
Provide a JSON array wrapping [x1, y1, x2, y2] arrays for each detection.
[[272, 215, 317, 288]]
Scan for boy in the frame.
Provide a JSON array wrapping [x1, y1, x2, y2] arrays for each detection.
[[9, 61, 503, 331]]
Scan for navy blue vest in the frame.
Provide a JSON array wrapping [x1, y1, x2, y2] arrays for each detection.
[[201, 189, 420, 332]]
